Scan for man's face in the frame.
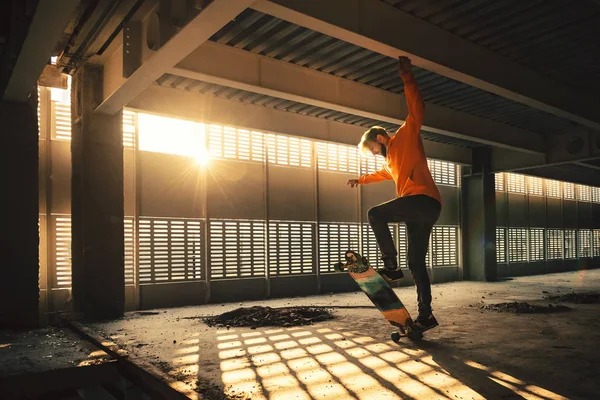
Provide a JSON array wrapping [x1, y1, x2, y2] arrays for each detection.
[[367, 137, 387, 158]]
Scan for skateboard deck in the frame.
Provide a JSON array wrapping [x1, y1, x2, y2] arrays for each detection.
[[334, 250, 422, 342]]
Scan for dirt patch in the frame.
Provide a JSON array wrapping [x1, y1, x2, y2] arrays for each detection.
[[480, 302, 571, 314], [200, 306, 334, 329], [547, 292, 600, 304]]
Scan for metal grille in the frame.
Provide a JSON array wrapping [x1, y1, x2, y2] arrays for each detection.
[[495, 173, 505, 192], [496, 227, 506, 263], [578, 230, 592, 258], [361, 223, 396, 269], [508, 228, 528, 262], [427, 159, 458, 186], [316, 142, 360, 173], [398, 224, 408, 268], [564, 229, 577, 259], [593, 187, 600, 203], [506, 173, 525, 194], [318, 223, 360, 272], [208, 126, 265, 162], [594, 230, 600, 257], [124, 217, 135, 286], [122, 110, 136, 148], [527, 177, 543, 196], [54, 216, 72, 288], [431, 226, 458, 266], [360, 152, 386, 175], [267, 133, 311, 167], [209, 220, 266, 279], [546, 180, 561, 198], [52, 103, 71, 140], [268, 221, 314, 275], [529, 228, 545, 262], [577, 185, 591, 202], [139, 218, 203, 283], [547, 230, 564, 260], [563, 182, 575, 200]]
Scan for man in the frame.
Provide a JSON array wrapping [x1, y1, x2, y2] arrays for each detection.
[[347, 56, 441, 331]]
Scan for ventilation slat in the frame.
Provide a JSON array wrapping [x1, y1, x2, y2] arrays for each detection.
[[563, 183, 575, 200], [578, 230, 592, 258], [547, 229, 564, 260], [527, 177, 543, 196], [318, 223, 360, 272], [529, 228, 544, 261], [508, 228, 528, 262], [53, 216, 72, 288], [577, 185, 591, 202], [506, 173, 525, 194], [317, 142, 359, 173], [269, 222, 314, 275], [564, 229, 577, 259], [495, 173, 505, 192], [427, 160, 459, 186], [496, 227, 506, 263], [139, 218, 203, 283], [431, 226, 458, 266], [209, 220, 266, 279]]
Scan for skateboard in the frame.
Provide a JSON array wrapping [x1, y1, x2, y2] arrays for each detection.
[[334, 250, 423, 342]]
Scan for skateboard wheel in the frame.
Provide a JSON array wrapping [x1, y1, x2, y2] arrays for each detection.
[[407, 330, 423, 341], [391, 331, 402, 343]]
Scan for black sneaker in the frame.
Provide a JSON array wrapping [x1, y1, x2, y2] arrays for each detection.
[[414, 314, 439, 332], [379, 258, 404, 282]]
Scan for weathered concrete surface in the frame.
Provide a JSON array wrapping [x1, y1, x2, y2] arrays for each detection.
[[0, 326, 112, 378], [86, 270, 600, 399]]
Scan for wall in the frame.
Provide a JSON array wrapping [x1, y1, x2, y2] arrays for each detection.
[[37, 88, 463, 311], [495, 172, 600, 278]]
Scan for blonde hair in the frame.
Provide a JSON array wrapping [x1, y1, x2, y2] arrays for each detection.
[[358, 126, 388, 154]]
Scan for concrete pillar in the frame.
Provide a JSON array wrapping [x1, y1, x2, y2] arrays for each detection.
[[0, 99, 39, 328], [71, 65, 124, 320], [462, 147, 497, 281]]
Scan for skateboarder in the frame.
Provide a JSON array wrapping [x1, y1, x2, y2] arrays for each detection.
[[347, 56, 442, 331]]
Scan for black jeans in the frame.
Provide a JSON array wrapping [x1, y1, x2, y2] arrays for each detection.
[[367, 195, 441, 317]]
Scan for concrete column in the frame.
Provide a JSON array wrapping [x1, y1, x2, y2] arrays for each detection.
[[0, 99, 39, 328], [71, 64, 124, 320], [462, 147, 497, 281]]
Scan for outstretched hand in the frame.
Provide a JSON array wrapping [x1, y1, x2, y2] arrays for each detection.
[[347, 179, 359, 188], [398, 56, 412, 75]]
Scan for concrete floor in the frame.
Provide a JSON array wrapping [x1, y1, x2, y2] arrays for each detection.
[[77, 269, 600, 400]]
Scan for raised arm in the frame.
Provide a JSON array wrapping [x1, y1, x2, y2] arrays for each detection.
[[397, 56, 424, 137]]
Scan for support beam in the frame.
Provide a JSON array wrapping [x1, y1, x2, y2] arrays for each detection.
[[71, 65, 124, 320], [517, 166, 600, 187], [96, 0, 255, 115], [462, 148, 497, 282], [167, 41, 544, 154], [0, 99, 39, 328], [253, 0, 600, 131], [3, 0, 79, 102], [128, 84, 472, 165]]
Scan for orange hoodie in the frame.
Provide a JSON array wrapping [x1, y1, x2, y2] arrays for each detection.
[[358, 71, 441, 203]]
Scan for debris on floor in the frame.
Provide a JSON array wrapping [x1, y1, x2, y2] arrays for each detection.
[[480, 302, 571, 314], [547, 291, 600, 304], [199, 306, 335, 329]]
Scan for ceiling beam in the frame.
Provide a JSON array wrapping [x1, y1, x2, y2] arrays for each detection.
[[252, 0, 600, 132], [128, 84, 472, 165], [2, 0, 79, 102], [167, 41, 544, 154], [95, 0, 254, 115]]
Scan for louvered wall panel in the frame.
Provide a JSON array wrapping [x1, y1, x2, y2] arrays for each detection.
[[577, 185, 591, 202], [51, 103, 71, 141], [563, 183, 575, 200], [495, 173, 505, 192], [398, 224, 408, 268], [564, 229, 577, 259], [529, 228, 545, 261], [268, 134, 312, 167], [124, 217, 135, 286], [361, 223, 396, 269], [53, 216, 72, 288], [547, 229, 563, 260], [527, 177, 543, 196], [122, 110, 136, 148], [506, 173, 525, 194], [593, 230, 600, 257], [209, 220, 266, 279], [508, 228, 528, 262], [316, 142, 360, 174], [546, 180, 561, 198], [578, 230, 592, 258], [139, 218, 203, 283], [427, 160, 458, 186], [496, 227, 506, 263], [209, 124, 265, 162], [318, 223, 360, 272], [268, 221, 315, 275], [431, 226, 458, 266]]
